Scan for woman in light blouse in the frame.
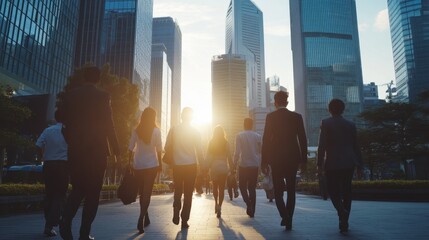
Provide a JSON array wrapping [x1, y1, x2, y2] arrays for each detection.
[[207, 125, 233, 218], [128, 107, 162, 234]]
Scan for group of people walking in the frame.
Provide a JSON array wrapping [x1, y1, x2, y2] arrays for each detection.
[[36, 66, 362, 239]]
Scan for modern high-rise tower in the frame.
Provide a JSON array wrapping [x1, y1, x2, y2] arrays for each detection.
[[212, 54, 249, 149], [225, 0, 266, 110], [290, 0, 364, 146], [150, 43, 171, 145], [152, 17, 182, 126], [387, 0, 429, 103], [75, 0, 154, 109]]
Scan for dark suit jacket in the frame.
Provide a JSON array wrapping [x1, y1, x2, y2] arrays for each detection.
[[261, 108, 308, 172], [62, 84, 120, 167], [317, 116, 362, 171]]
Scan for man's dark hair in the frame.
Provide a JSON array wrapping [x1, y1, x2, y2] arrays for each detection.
[[328, 99, 345, 115], [54, 109, 64, 123], [84, 66, 100, 83], [244, 118, 253, 130], [274, 91, 288, 106]]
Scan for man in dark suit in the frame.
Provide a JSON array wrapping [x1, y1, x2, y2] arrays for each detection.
[[261, 91, 307, 230], [59, 66, 120, 240], [317, 99, 362, 233]]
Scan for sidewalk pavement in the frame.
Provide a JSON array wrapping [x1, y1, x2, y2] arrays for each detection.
[[1, 190, 428, 239]]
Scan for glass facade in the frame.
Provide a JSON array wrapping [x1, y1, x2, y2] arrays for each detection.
[[152, 17, 182, 126], [290, 0, 364, 145], [150, 43, 171, 145], [75, 0, 153, 109], [388, 0, 429, 103], [0, 0, 79, 98], [225, 0, 266, 109]]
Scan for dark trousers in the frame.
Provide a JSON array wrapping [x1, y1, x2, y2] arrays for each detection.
[[239, 167, 258, 211], [173, 164, 197, 222], [134, 167, 158, 221], [272, 168, 297, 220], [62, 155, 106, 237], [43, 161, 69, 228], [325, 168, 354, 219], [227, 174, 238, 200]]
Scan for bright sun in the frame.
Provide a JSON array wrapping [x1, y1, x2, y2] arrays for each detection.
[[191, 105, 212, 125]]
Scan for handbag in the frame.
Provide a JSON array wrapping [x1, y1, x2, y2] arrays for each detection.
[[117, 166, 138, 205], [162, 127, 175, 166]]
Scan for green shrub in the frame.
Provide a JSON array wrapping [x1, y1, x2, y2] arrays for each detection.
[[0, 183, 171, 196]]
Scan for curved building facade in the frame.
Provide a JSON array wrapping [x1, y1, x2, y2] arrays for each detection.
[[290, 0, 364, 145]]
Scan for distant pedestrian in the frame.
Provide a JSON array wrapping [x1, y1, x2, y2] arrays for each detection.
[[59, 66, 121, 240], [317, 99, 363, 233], [128, 107, 162, 234], [234, 118, 262, 217], [207, 125, 233, 218], [167, 107, 204, 229], [261, 91, 307, 230], [36, 110, 68, 237], [226, 172, 239, 201]]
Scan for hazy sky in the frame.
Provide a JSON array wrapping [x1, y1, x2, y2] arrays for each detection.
[[153, 0, 395, 124]]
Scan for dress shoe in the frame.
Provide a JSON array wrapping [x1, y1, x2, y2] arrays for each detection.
[[172, 208, 180, 225], [78, 235, 95, 240], [59, 221, 73, 240], [181, 221, 189, 229], [44, 227, 57, 237]]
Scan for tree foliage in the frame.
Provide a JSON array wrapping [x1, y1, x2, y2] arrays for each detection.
[[358, 91, 429, 179], [0, 84, 32, 147]]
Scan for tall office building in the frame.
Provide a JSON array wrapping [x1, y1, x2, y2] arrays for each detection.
[[150, 43, 171, 144], [212, 54, 249, 149], [387, 0, 429, 103], [0, 0, 80, 119], [152, 17, 182, 126], [75, 0, 153, 109], [290, 0, 364, 145], [225, 0, 266, 110]]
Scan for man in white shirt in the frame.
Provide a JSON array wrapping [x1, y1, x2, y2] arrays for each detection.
[[234, 118, 262, 218], [36, 110, 68, 237], [166, 107, 204, 229]]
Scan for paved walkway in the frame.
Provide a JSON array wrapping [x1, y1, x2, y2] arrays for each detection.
[[1, 190, 428, 239]]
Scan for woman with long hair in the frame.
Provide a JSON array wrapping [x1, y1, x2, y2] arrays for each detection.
[[128, 107, 162, 234], [207, 125, 234, 218]]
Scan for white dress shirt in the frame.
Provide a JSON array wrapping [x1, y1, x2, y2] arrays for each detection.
[[234, 130, 262, 167], [128, 128, 162, 169], [35, 123, 68, 161], [172, 123, 204, 166]]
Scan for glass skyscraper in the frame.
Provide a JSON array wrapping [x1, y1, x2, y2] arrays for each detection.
[[290, 0, 364, 145], [225, 0, 266, 110], [0, 0, 80, 117], [75, 0, 153, 109], [387, 0, 429, 103], [150, 43, 171, 145], [152, 17, 182, 126]]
